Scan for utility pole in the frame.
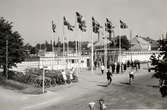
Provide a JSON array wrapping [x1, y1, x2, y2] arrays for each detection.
[[6, 39, 8, 79]]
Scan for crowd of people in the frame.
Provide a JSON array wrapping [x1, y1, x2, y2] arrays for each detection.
[[100, 60, 140, 74], [61, 67, 78, 84], [60, 60, 141, 86], [99, 60, 141, 86]]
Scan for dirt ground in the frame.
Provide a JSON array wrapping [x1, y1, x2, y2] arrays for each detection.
[[0, 64, 166, 110]]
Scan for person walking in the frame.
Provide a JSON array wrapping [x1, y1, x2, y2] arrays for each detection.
[[61, 69, 67, 84], [129, 67, 135, 85], [116, 62, 120, 74], [69, 67, 74, 82], [101, 64, 105, 75], [111, 63, 115, 73], [106, 69, 112, 86], [123, 62, 127, 71], [99, 98, 107, 110], [137, 61, 140, 69]]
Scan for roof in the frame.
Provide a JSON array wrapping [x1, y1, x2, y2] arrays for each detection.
[[130, 37, 151, 51], [94, 38, 111, 46]]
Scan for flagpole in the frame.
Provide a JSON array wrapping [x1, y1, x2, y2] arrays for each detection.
[[91, 26, 94, 73], [63, 21, 68, 70], [79, 29, 81, 72], [52, 32, 54, 71], [67, 28, 69, 70], [130, 30, 132, 62], [80, 32, 83, 69], [113, 30, 116, 62], [62, 18, 65, 67], [119, 25, 121, 63], [51, 20, 56, 71], [74, 15, 77, 56], [75, 13, 79, 76], [104, 31, 107, 70]]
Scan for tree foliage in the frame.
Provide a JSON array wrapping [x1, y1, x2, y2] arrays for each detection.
[[0, 17, 25, 78], [151, 38, 167, 84], [115, 35, 130, 50]]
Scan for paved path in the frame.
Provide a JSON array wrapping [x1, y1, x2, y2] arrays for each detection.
[[38, 65, 167, 110], [0, 64, 166, 110]]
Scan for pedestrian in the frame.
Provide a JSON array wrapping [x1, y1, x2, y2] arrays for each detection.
[[137, 61, 140, 69], [129, 67, 135, 84], [61, 69, 67, 84], [88, 102, 96, 110], [127, 60, 130, 67], [134, 61, 138, 71], [124, 63, 127, 71], [99, 98, 107, 110], [111, 63, 115, 73], [101, 64, 105, 75], [121, 62, 124, 73], [69, 67, 74, 82], [106, 69, 112, 86], [131, 61, 134, 67], [94, 61, 97, 69], [160, 80, 167, 98], [147, 61, 151, 72], [116, 62, 120, 74]]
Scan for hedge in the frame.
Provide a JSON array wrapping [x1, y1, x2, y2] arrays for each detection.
[[8, 68, 78, 88]]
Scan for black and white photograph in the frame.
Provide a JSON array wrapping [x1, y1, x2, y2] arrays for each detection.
[[0, 0, 167, 110]]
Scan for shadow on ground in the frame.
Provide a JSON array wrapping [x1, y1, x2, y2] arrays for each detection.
[[120, 82, 131, 85], [147, 84, 160, 88], [97, 84, 108, 87]]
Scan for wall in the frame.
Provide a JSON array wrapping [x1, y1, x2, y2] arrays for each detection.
[[118, 51, 161, 63], [11, 56, 90, 73]]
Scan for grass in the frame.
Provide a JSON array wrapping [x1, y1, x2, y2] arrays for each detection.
[[0, 75, 43, 95]]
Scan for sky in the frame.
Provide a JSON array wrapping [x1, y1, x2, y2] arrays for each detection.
[[0, 0, 167, 45]]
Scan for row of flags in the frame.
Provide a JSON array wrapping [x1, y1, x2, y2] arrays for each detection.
[[52, 12, 128, 34]]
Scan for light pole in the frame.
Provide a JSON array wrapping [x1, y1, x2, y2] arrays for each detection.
[[42, 66, 47, 94]]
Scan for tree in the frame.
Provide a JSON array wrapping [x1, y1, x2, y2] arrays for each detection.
[[151, 38, 167, 87], [0, 17, 25, 79], [30, 47, 38, 55], [116, 35, 130, 50]]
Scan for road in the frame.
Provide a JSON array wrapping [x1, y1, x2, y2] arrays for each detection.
[[0, 64, 166, 110], [38, 65, 167, 110]]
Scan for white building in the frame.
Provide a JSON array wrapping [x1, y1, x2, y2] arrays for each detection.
[[11, 51, 90, 73]]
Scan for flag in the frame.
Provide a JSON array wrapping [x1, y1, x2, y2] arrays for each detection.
[[105, 18, 114, 33], [68, 25, 75, 31], [63, 16, 74, 31], [63, 16, 69, 26], [52, 20, 56, 33], [92, 17, 102, 33], [106, 18, 112, 24], [76, 12, 86, 32], [79, 20, 86, 32], [76, 12, 83, 23], [120, 20, 128, 29]]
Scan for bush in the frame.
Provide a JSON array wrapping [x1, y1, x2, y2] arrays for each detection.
[[7, 68, 78, 88]]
